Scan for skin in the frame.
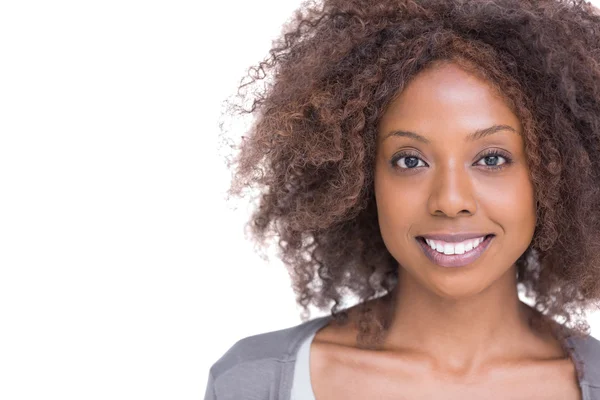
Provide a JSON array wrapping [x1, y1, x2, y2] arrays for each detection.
[[309, 61, 581, 399]]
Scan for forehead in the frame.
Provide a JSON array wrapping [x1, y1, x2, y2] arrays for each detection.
[[378, 62, 522, 140]]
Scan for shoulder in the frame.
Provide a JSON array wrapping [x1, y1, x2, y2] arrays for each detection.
[[209, 315, 332, 376], [205, 315, 331, 399], [569, 333, 600, 389]]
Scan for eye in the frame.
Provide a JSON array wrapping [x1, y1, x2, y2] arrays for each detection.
[[390, 151, 428, 170], [390, 149, 513, 171], [474, 150, 513, 170]]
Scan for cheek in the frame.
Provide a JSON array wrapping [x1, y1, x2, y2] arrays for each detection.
[[490, 170, 534, 208], [374, 169, 425, 242], [478, 169, 536, 235]]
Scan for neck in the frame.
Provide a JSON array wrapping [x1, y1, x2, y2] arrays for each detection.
[[381, 265, 542, 374]]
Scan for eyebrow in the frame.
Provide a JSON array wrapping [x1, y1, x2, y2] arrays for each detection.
[[382, 124, 519, 144]]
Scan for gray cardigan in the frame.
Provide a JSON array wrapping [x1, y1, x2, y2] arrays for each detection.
[[204, 314, 600, 400]]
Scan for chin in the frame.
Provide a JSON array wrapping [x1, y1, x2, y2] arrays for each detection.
[[409, 267, 497, 301]]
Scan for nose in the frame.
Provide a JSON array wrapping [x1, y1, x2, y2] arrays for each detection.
[[427, 162, 477, 217]]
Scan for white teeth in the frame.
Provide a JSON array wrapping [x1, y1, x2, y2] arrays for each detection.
[[424, 236, 486, 255], [443, 243, 454, 255], [464, 241, 473, 252], [454, 243, 466, 255]]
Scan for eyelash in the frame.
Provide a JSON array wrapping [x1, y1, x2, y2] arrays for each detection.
[[390, 149, 514, 172]]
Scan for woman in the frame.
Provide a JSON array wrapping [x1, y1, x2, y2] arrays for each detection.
[[206, 0, 600, 398]]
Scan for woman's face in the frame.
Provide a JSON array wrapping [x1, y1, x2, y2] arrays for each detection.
[[374, 61, 536, 299]]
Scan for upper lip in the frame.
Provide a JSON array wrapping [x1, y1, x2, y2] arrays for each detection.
[[417, 233, 494, 242]]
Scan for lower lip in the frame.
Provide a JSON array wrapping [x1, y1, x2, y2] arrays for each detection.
[[416, 235, 495, 268]]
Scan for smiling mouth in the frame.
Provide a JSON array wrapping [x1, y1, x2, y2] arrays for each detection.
[[415, 234, 495, 268]]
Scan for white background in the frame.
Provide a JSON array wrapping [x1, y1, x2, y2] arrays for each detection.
[[0, 1, 598, 399]]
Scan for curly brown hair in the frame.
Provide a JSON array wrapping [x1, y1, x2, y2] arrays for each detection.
[[221, 0, 600, 350]]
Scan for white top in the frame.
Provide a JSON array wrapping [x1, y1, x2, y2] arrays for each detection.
[[290, 330, 317, 400]]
